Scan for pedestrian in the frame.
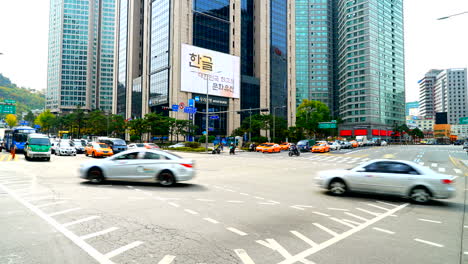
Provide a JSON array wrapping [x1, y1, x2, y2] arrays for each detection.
[[10, 144, 16, 160], [220, 143, 224, 151], [229, 143, 235, 155]]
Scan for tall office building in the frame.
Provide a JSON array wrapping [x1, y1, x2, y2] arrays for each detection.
[[296, 0, 405, 136], [46, 0, 116, 113], [418, 69, 442, 117], [433, 68, 467, 124], [114, 0, 296, 136]]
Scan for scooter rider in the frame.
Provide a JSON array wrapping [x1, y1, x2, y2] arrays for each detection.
[[289, 143, 300, 156]]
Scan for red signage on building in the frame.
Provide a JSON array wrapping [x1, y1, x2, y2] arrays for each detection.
[[340, 130, 352, 136], [380, 130, 387, 136], [354, 129, 367, 136], [372, 129, 379, 136]]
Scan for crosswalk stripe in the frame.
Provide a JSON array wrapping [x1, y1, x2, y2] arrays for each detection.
[[7, 156, 12, 161], [0, 155, 6, 161], [438, 168, 446, 173], [454, 169, 462, 174]]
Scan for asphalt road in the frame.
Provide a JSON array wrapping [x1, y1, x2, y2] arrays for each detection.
[[0, 145, 467, 264]]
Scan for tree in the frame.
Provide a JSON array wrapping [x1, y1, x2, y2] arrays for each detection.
[[108, 114, 126, 137], [34, 110, 56, 134], [127, 118, 148, 142], [295, 99, 331, 138], [85, 110, 107, 136], [5, 114, 18, 128], [410, 127, 424, 142], [145, 113, 170, 141], [70, 106, 86, 138], [24, 111, 36, 125]]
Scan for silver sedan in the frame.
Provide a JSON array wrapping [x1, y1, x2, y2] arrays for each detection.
[[315, 159, 456, 203], [79, 149, 195, 186]]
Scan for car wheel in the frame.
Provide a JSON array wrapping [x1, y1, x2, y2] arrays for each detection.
[[410, 187, 431, 203], [85, 152, 88, 157], [46, 157, 50, 161], [158, 171, 176, 186], [329, 179, 347, 196], [92, 152, 96, 158], [25, 155, 30, 161], [88, 167, 104, 184], [288, 152, 293, 157]]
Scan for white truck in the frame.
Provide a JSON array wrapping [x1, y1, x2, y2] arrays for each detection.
[[355, 136, 368, 147]]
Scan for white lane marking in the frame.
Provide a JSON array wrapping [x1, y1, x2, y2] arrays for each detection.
[[372, 227, 395, 234], [327, 208, 349, 211], [94, 197, 111, 200], [312, 211, 330, 217], [48, 207, 81, 217], [454, 169, 462, 174], [356, 208, 380, 216], [168, 202, 180, 208], [256, 240, 277, 250], [26, 196, 54, 202], [291, 205, 314, 211], [196, 198, 215, 202], [184, 209, 198, 215], [234, 249, 256, 264], [227, 200, 244, 203], [225, 189, 236, 192], [414, 238, 444, 248], [313, 223, 338, 237], [278, 203, 409, 264], [158, 255, 176, 264], [291, 231, 318, 247], [262, 239, 315, 264], [259, 202, 278, 205], [80, 227, 119, 240], [375, 201, 398, 207], [63, 216, 101, 227], [104, 241, 144, 259], [418, 218, 442, 224], [36, 201, 68, 208], [19, 191, 50, 197], [330, 217, 356, 228], [254, 196, 265, 200], [438, 168, 446, 173], [3, 180, 30, 185], [227, 227, 248, 236], [431, 163, 437, 167], [342, 219, 361, 226], [0, 184, 115, 264], [366, 203, 390, 211], [344, 212, 369, 222], [128, 197, 146, 200], [240, 193, 250, 196], [203, 218, 219, 224]]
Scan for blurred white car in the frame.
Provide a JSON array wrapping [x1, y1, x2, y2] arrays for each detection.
[[315, 159, 456, 203], [168, 143, 185, 148], [79, 149, 195, 186], [329, 142, 341, 151], [381, 140, 388, 146], [55, 141, 76, 156], [128, 143, 160, 149]]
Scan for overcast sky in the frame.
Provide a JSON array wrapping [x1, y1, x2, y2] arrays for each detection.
[[0, 0, 467, 103]]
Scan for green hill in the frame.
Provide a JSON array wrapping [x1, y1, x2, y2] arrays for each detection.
[[0, 73, 45, 118]]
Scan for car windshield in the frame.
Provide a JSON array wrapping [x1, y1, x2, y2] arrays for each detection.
[[13, 133, 28, 142], [113, 139, 126, 146], [60, 142, 72, 147], [136, 143, 145, 147], [29, 138, 50, 145], [147, 143, 157, 146], [297, 140, 308, 145], [97, 143, 108, 149]]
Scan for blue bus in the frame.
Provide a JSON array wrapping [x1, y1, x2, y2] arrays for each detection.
[[4, 126, 36, 152]]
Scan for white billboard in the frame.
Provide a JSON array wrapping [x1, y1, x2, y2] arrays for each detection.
[[180, 43, 240, 98]]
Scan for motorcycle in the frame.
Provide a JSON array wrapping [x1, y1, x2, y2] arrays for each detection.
[[212, 145, 221, 154], [288, 146, 300, 157]]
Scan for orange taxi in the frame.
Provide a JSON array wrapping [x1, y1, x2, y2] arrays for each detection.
[[256, 143, 274, 152], [279, 142, 291, 151], [311, 143, 330, 153], [262, 144, 281, 153], [350, 140, 359, 148], [85, 142, 114, 158]]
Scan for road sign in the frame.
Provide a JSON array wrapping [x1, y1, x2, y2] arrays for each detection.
[[331, 120, 337, 123], [208, 127, 214, 131], [172, 104, 179, 112], [194, 96, 200, 102], [210, 115, 219, 120], [0, 104, 16, 114], [4, 99, 16, 104], [318, 122, 337, 129], [184, 107, 197, 114], [34, 125, 41, 129], [460, 117, 468, 124], [179, 102, 185, 109], [188, 99, 195, 107]]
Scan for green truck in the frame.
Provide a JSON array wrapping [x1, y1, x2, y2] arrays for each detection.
[[24, 133, 51, 161]]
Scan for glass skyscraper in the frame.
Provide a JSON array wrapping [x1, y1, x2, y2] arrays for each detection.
[[46, 0, 116, 113], [296, 0, 405, 135]]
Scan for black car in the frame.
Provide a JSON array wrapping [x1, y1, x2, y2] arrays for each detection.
[[463, 142, 468, 150], [454, 140, 464, 145]]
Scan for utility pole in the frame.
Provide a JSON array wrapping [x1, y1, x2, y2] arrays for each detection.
[[249, 108, 252, 142]]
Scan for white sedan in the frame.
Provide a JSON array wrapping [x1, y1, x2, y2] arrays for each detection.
[[315, 159, 456, 203], [79, 149, 194, 186], [329, 142, 341, 151]]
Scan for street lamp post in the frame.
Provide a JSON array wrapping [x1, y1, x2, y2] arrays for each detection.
[[205, 71, 222, 152], [249, 108, 252, 142]]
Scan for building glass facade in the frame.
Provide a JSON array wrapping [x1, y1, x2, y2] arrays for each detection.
[[149, 0, 170, 109], [295, 0, 333, 108], [193, 0, 230, 53], [117, 0, 128, 116], [46, 0, 116, 113], [270, 0, 288, 119], [335, 0, 405, 128], [132, 77, 142, 118]]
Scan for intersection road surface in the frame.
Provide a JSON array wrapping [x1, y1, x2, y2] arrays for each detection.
[[0, 145, 467, 264]]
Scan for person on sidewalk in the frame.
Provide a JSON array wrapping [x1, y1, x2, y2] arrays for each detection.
[[229, 143, 235, 155], [10, 144, 16, 160]]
